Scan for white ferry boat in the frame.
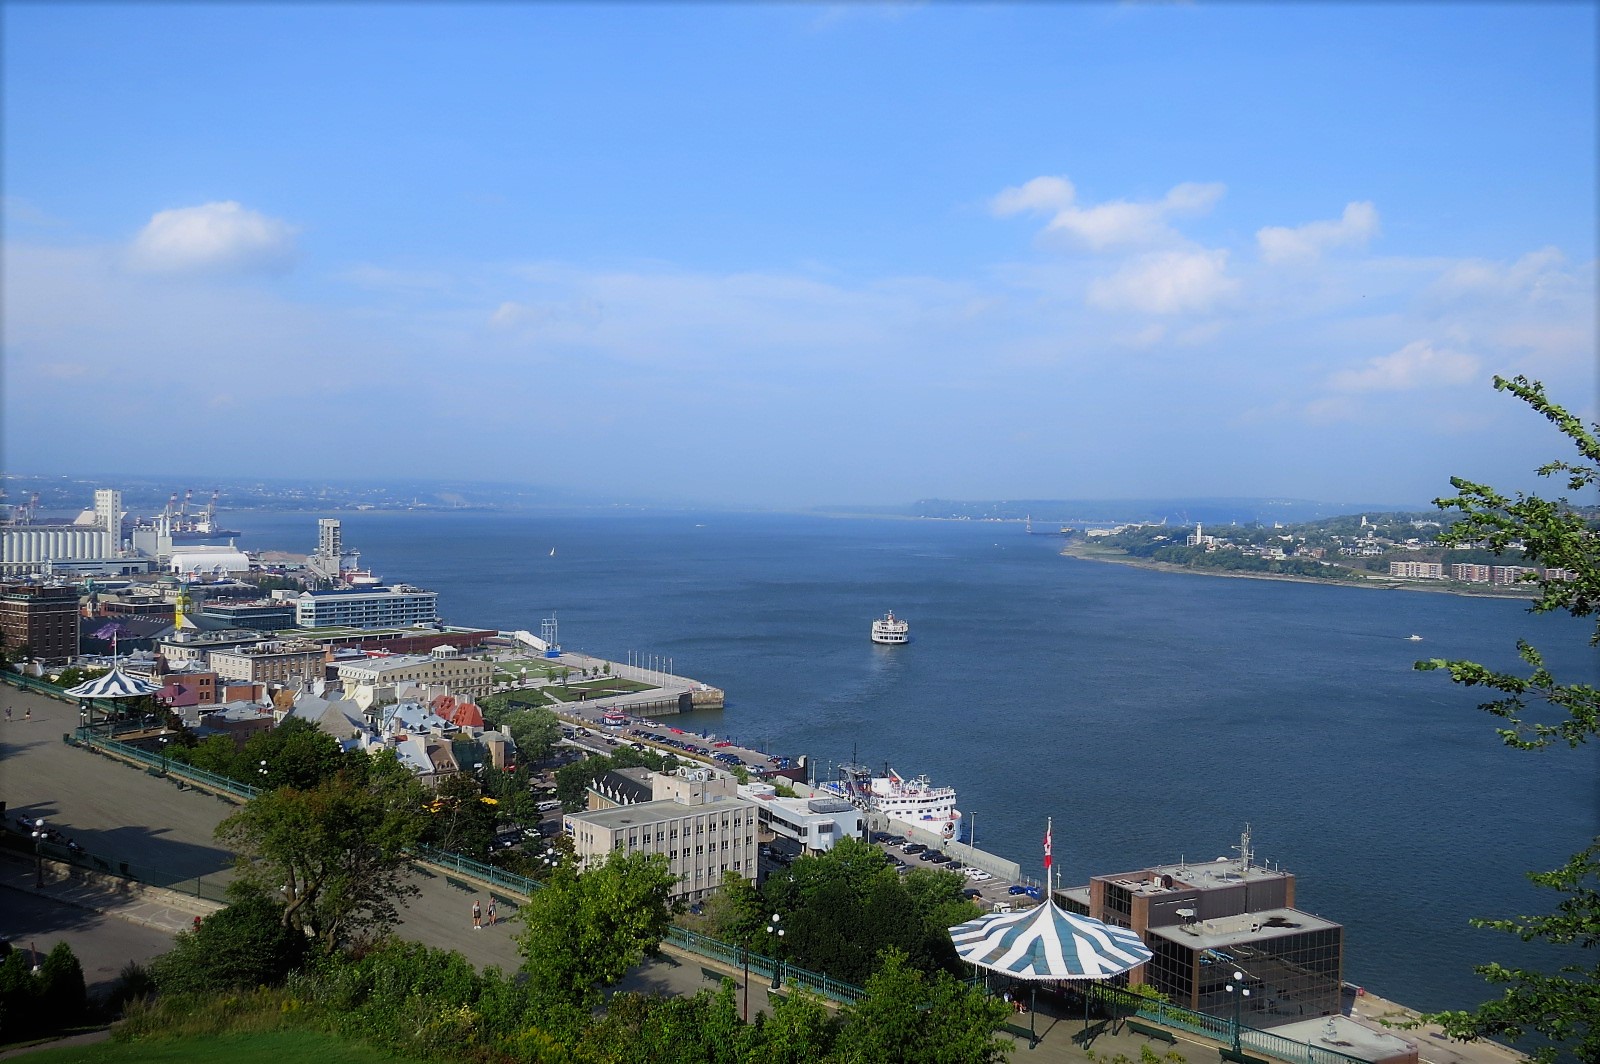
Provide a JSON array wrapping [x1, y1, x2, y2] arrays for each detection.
[[871, 611, 910, 645], [824, 764, 962, 839]]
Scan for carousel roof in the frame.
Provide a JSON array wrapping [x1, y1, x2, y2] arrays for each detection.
[[64, 665, 163, 700], [950, 899, 1153, 981]]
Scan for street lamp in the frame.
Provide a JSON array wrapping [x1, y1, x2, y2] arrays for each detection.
[[31, 818, 47, 888], [258, 760, 269, 788], [1225, 970, 1252, 1052], [159, 735, 171, 775], [767, 913, 785, 989]]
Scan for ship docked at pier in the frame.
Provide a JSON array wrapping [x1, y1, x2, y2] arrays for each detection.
[[870, 610, 909, 644], [823, 763, 962, 840]]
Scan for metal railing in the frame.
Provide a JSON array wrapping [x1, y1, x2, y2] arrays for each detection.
[[1, 830, 230, 903], [664, 926, 866, 1005], [1089, 985, 1372, 1064], [414, 844, 542, 900]]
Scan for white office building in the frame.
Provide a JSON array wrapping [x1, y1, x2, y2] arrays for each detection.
[[295, 584, 439, 629]]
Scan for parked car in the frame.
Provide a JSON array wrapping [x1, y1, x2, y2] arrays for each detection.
[[965, 868, 992, 881], [928, 852, 953, 864], [902, 842, 926, 854], [1006, 884, 1030, 896]]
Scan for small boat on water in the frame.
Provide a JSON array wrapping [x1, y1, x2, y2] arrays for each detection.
[[871, 611, 910, 645], [1406, 634, 1423, 641]]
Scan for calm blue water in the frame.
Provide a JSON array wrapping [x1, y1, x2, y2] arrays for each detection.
[[239, 510, 1597, 1012]]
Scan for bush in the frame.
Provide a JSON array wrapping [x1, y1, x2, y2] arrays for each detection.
[[151, 892, 308, 993]]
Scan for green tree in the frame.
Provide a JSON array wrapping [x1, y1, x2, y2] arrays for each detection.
[[423, 771, 498, 859], [505, 706, 562, 763], [1413, 376, 1599, 1063], [241, 715, 349, 790], [34, 942, 87, 1033], [515, 850, 679, 1037], [216, 750, 428, 950], [149, 886, 307, 992], [833, 948, 1012, 1064]]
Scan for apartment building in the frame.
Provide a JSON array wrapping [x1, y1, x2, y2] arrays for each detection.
[[564, 769, 758, 903]]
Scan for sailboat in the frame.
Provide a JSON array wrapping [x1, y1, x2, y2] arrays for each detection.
[[549, 548, 556, 557]]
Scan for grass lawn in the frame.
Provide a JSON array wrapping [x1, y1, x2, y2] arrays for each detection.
[[20, 1029, 428, 1064]]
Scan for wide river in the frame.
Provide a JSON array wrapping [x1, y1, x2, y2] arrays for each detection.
[[235, 509, 1596, 1014]]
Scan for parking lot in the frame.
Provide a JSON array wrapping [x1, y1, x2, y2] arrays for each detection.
[[867, 830, 1043, 912]]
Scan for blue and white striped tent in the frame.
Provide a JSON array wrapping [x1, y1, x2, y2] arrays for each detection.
[[65, 665, 162, 700], [949, 900, 1152, 981]]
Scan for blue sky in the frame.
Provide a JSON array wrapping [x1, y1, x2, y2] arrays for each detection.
[[4, 3, 1594, 508]]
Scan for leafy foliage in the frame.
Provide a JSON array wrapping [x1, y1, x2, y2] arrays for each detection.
[[0, 942, 90, 1040], [833, 948, 1013, 1064], [216, 751, 428, 950], [151, 888, 309, 993], [1410, 377, 1600, 1063], [1425, 842, 1600, 1064], [1417, 375, 1600, 751], [516, 849, 680, 1036], [762, 837, 979, 985]]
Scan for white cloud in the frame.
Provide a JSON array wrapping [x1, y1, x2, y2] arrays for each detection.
[[128, 201, 298, 275], [1256, 202, 1379, 264], [1087, 249, 1238, 315], [991, 176, 1077, 217], [1326, 339, 1481, 393], [1428, 246, 1569, 303], [992, 177, 1225, 251]]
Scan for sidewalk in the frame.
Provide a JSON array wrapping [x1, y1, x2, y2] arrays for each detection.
[[0, 851, 221, 936]]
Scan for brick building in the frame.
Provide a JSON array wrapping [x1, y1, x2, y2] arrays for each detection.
[[0, 582, 81, 662]]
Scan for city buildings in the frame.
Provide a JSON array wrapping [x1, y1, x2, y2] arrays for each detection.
[[295, 585, 439, 629], [210, 640, 328, 688], [737, 782, 863, 855], [1387, 561, 1442, 579], [0, 582, 81, 661], [565, 768, 759, 903], [1059, 831, 1344, 1025], [334, 644, 493, 702]]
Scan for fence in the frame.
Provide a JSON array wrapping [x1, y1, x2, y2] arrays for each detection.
[[0, 829, 230, 903], [415, 844, 542, 900], [663, 926, 866, 1005], [1089, 985, 1371, 1064]]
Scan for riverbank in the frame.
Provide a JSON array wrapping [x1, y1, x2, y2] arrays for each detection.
[[1059, 542, 1536, 601]]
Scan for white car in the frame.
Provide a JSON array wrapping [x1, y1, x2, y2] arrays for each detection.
[[965, 867, 992, 881]]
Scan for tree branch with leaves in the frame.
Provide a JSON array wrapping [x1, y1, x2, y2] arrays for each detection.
[[1412, 376, 1599, 1063]]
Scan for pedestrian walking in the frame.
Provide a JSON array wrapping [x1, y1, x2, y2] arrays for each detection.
[[4, 706, 11, 723], [487, 899, 497, 926], [23, 708, 30, 722], [472, 900, 482, 930]]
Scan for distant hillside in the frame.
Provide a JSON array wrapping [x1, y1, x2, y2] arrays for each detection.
[[894, 498, 1428, 525]]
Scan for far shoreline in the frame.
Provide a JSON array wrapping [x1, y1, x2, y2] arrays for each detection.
[[1059, 542, 1537, 602]]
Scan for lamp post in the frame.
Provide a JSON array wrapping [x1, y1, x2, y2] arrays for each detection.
[[1225, 970, 1252, 1052], [767, 913, 785, 989], [31, 818, 46, 888], [159, 735, 171, 775], [258, 759, 269, 789]]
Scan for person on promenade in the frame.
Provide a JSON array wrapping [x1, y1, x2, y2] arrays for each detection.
[[487, 899, 497, 926], [472, 900, 482, 930], [23, 707, 30, 722], [4, 706, 11, 722]]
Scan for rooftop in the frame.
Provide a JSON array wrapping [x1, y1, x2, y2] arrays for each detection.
[[570, 794, 750, 831], [1146, 907, 1341, 951]]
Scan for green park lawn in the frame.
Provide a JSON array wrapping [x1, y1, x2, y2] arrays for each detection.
[[20, 1029, 428, 1064]]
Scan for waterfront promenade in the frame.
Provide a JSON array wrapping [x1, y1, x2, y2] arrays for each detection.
[[0, 682, 1527, 1064]]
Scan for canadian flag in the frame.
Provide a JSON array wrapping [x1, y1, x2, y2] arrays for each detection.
[[1044, 825, 1053, 870]]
